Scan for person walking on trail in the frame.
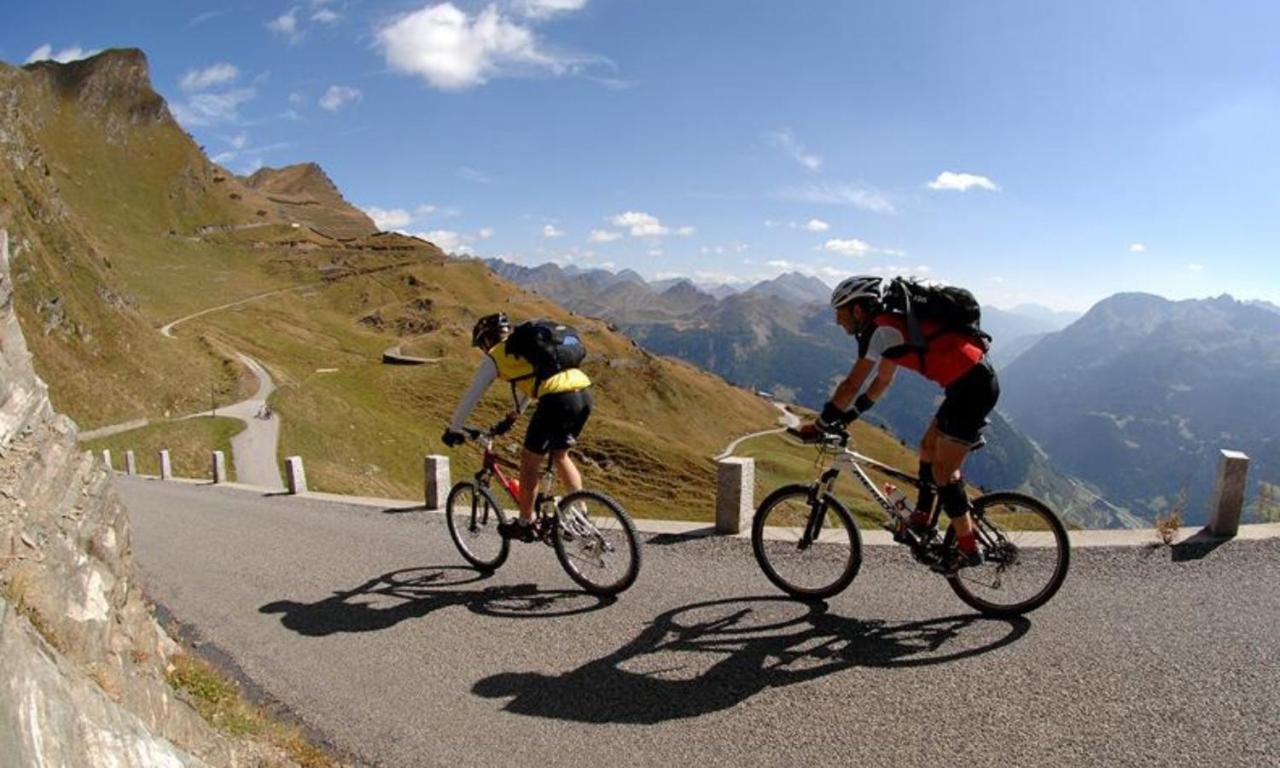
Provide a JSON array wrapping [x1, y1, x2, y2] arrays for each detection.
[[797, 275, 999, 573], [442, 313, 593, 542]]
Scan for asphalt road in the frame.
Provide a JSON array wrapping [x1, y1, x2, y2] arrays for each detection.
[[117, 476, 1280, 768]]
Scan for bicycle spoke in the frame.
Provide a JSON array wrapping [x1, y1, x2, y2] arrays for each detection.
[[553, 492, 640, 595], [946, 492, 1069, 616], [753, 488, 861, 599]]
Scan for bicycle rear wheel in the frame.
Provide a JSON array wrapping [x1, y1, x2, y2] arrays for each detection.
[[946, 491, 1070, 617], [752, 485, 862, 601], [553, 490, 641, 595], [445, 482, 510, 571]]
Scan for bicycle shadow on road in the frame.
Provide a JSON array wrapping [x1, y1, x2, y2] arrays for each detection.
[[260, 566, 615, 637], [473, 595, 1030, 724]]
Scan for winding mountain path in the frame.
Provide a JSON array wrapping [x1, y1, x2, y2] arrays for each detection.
[[181, 354, 283, 489], [118, 476, 1280, 768], [715, 401, 802, 459]]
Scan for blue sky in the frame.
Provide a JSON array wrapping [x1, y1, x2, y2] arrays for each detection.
[[4, 1, 1279, 310]]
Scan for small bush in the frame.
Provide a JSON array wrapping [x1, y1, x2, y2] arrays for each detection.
[[1154, 485, 1187, 546]]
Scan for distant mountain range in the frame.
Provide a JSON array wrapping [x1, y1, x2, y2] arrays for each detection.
[[999, 292, 1280, 525], [487, 259, 1126, 527]]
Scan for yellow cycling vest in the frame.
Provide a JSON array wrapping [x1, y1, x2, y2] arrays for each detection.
[[487, 341, 591, 400]]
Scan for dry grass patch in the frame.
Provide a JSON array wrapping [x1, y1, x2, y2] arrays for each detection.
[[166, 653, 336, 768], [1, 568, 67, 653]]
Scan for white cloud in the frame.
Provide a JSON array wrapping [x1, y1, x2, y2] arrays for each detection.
[[25, 44, 96, 64], [1129, 242, 1147, 253], [780, 183, 896, 214], [804, 218, 830, 232], [767, 259, 794, 268], [477, 227, 495, 239], [676, 225, 696, 237], [543, 224, 564, 238], [1186, 263, 1204, 272], [211, 151, 237, 164], [319, 85, 362, 111], [515, 0, 588, 19], [362, 206, 414, 230], [288, 92, 306, 107], [376, 3, 588, 91], [415, 204, 438, 217], [766, 129, 822, 171], [587, 229, 621, 243], [927, 171, 1000, 192], [267, 8, 303, 43], [422, 229, 471, 253], [764, 219, 782, 228], [180, 63, 239, 92], [458, 166, 492, 183], [312, 8, 341, 24], [870, 264, 934, 279], [648, 249, 664, 257], [823, 238, 873, 257], [611, 211, 669, 237], [230, 133, 248, 150], [170, 87, 257, 127]]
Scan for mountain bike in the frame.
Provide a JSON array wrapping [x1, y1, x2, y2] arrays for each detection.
[[445, 428, 641, 596], [751, 428, 1069, 616]]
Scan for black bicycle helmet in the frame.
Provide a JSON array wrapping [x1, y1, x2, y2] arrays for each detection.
[[471, 312, 512, 349]]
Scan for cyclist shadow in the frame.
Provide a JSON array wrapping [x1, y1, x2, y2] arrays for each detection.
[[473, 595, 1030, 724], [260, 566, 615, 637]]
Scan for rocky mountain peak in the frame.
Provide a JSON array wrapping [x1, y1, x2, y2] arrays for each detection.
[[242, 162, 377, 237], [21, 48, 168, 124]]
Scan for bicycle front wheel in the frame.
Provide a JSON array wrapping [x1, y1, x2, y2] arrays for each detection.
[[947, 491, 1070, 617], [752, 485, 862, 601], [553, 490, 641, 595], [445, 482, 510, 571]]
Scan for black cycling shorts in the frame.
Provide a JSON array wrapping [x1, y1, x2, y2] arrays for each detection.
[[524, 388, 592, 454], [935, 359, 999, 447]]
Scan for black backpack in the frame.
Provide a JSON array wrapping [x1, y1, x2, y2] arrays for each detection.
[[505, 319, 588, 386], [879, 278, 991, 372]]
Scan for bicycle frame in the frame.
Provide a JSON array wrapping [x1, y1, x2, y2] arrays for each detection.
[[802, 437, 941, 546], [470, 434, 557, 514]]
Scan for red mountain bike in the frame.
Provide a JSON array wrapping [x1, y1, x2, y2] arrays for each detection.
[[444, 428, 641, 596]]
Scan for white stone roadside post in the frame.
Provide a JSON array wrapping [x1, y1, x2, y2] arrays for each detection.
[[425, 455, 450, 510], [100, 449, 112, 471], [1208, 449, 1250, 537], [716, 457, 755, 534], [159, 450, 172, 480], [211, 451, 227, 484], [285, 456, 307, 494], [125, 450, 137, 476]]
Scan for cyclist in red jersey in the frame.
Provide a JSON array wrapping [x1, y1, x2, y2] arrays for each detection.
[[798, 276, 1000, 572]]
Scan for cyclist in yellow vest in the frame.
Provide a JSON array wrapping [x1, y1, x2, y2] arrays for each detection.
[[442, 313, 593, 541]]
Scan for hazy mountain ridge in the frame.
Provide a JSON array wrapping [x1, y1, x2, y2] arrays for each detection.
[[1000, 292, 1280, 524]]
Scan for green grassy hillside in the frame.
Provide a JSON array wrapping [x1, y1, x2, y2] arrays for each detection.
[[1, 49, 789, 521]]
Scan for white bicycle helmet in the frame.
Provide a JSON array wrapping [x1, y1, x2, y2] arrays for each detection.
[[830, 276, 883, 309]]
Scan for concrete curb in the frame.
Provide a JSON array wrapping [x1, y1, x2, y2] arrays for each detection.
[[111, 472, 1280, 548]]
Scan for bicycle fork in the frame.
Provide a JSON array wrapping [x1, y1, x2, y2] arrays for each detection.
[[800, 469, 841, 549]]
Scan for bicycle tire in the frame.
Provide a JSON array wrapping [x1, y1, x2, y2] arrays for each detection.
[[445, 482, 510, 571], [752, 484, 862, 601], [946, 491, 1070, 617], [552, 490, 641, 595]]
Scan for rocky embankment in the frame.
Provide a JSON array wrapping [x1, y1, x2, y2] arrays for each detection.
[[0, 228, 293, 764]]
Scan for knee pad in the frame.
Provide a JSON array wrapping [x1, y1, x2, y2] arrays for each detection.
[[939, 481, 970, 519]]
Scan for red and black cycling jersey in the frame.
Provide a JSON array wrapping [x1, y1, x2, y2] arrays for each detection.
[[857, 313, 984, 388]]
